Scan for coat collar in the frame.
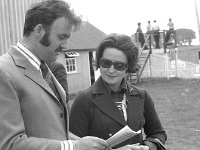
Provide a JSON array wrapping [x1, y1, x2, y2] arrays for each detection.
[[8, 47, 66, 106], [92, 77, 140, 96], [92, 77, 140, 126]]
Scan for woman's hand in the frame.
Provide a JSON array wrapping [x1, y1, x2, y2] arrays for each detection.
[[111, 143, 149, 150]]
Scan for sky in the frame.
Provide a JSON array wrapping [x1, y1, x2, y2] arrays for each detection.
[[66, 0, 200, 45]]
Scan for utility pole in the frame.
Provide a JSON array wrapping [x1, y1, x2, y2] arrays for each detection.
[[195, 0, 200, 45]]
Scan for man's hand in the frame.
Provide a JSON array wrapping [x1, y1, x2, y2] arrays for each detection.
[[74, 136, 109, 150], [69, 132, 81, 140], [112, 143, 149, 150]]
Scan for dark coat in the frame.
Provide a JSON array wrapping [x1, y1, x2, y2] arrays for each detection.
[[69, 77, 167, 149], [49, 61, 69, 101]]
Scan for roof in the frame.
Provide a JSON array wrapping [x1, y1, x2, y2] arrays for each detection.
[[65, 21, 107, 50]]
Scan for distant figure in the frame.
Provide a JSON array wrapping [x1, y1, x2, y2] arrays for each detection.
[[136, 22, 148, 50], [146, 21, 152, 48], [147, 21, 152, 33], [152, 20, 160, 49], [49, 61, 69, 102], [165, 18, 175, 47]]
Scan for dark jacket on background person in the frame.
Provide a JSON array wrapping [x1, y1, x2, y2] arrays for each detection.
[[49, 61, 69, 101], [69, 77, 167, 149]]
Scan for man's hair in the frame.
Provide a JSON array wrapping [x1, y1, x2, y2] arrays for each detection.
[[95, 33, 139, 73], [23, 0, 81, 36]]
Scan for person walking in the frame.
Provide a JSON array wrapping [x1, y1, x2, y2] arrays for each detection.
[[0, 0, 109, 150]]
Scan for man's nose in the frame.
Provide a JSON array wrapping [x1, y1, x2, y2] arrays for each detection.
[[61, 43, 68, 51]]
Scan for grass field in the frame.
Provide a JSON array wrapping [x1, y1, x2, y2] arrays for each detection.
[[178, 45, 200, 64], [137, 78, 200, 150]]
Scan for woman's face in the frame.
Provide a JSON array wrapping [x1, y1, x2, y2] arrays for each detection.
[[100, 47, 128, 91]]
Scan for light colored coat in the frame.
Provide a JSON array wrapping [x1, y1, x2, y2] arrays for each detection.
[[0, 47, 68, 150]]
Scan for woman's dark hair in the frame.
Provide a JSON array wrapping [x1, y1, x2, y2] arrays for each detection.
[[95, 33, 139, 73], [23, 0, 81, 36]]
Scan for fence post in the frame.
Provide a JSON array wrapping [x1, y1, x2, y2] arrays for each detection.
[[148, 56, 152, 77], [163, 30, 166, 53], [198, 51, 200, 65], [165, 53, 169, 80], [175, 48, 178, 78]]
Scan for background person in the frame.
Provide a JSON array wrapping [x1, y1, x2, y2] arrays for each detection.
[[0, 0, 108, 150], [152, 20, 160, 49], [165, 18, 175, 47], [69, 33, 167, 150], [147, 21, 152, 34], [136, 22, 148, 50], [49, 61, 69, 102], [146, 21, 152, 48]]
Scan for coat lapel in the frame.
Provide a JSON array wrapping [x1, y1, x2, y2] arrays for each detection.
[[126, 82, 145, 131], [92, 77, 126, 126], [8, 47, 59, 103]]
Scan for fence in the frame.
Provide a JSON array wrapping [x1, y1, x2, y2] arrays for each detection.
[[141, 50, 200, 79]]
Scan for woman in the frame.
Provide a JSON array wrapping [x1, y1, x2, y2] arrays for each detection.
[[69, 33, 167, 150]]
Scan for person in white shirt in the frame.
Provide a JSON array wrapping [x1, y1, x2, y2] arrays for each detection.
[[152, 20, 160, 49], [165, 18, 175, 47], [147, 21, 152, 34]]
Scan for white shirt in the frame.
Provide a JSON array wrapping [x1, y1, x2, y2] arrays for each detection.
[[14, 41, 41, 71], [168, 22, 174, 30], [152, 22, 160, 31]]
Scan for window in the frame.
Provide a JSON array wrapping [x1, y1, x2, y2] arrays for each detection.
[[65, 52, 79, 57], [65, 58, 77, 73]]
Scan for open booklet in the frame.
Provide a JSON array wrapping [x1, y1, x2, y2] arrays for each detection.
[[106, 125, 141, 148]]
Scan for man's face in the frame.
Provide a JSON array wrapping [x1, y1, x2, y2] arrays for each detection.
[[39, 17, 73, 63]]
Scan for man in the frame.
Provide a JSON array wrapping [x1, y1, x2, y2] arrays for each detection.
[[152, 20, 160, 49], [146, 21, 151, 34], [165, 18, 174, 47], [136, 22, 148, 50], [0, 0, 108, 150]]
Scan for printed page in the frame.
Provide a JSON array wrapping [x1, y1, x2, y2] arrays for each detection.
[[106, 125, 141, 148]]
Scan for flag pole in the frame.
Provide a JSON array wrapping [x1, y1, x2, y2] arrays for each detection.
[[195, 0, 200, 45]]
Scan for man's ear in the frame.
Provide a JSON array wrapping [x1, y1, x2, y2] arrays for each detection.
[[34, 24, 45, 40]]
